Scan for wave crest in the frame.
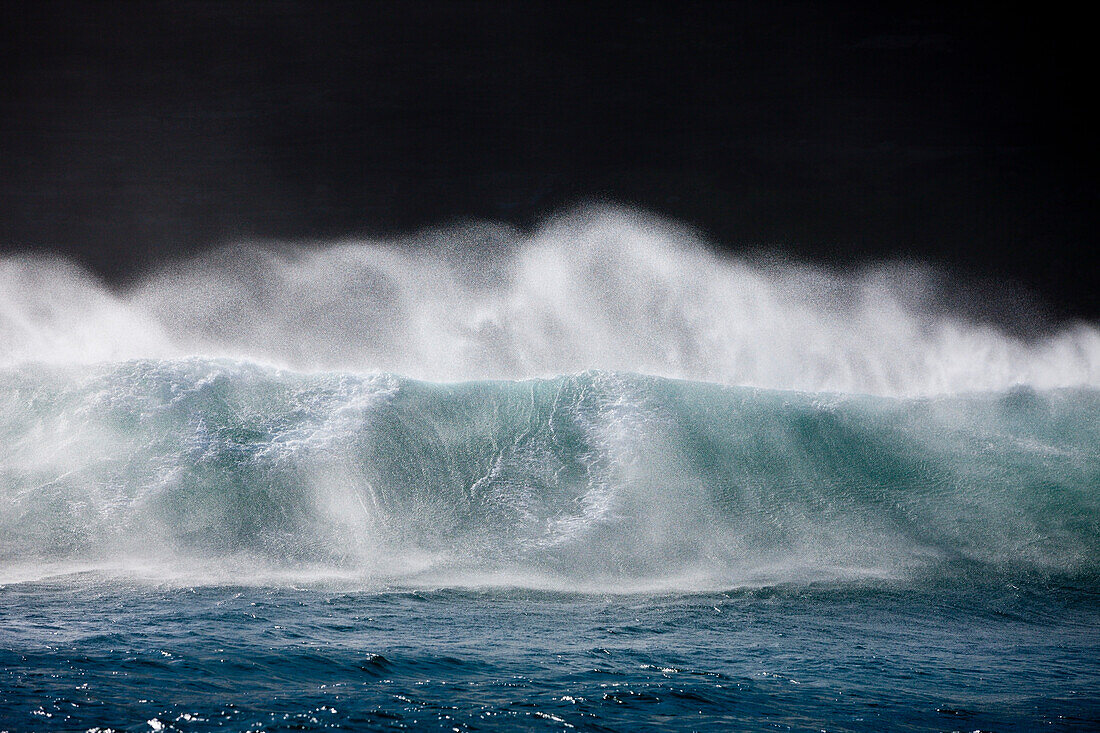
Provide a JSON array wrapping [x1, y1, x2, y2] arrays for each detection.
[[2, 207, 1098, 396]]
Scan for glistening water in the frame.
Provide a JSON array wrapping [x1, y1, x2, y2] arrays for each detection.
[[2, 209, 1098, 730]]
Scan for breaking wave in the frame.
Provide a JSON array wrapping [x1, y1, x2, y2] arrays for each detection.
[[1, 359, 1097, 590], [2, 208, 1098, 590]]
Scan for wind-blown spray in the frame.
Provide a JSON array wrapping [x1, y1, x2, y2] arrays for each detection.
[[2, 207, 1097, 395], [1, 208, 1098, 590]]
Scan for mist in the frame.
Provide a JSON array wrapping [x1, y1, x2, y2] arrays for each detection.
[[2, 207, 1097, 396]]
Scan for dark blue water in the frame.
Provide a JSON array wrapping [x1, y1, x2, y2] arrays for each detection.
[[2, 360, 1099, 730], [2, 578, 1099, 731]]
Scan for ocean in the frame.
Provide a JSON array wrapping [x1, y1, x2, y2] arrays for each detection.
[[2, 212, 1098, 730], [2, 362, 1098, 731]]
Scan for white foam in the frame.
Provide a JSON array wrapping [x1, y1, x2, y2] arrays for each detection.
[[2, 206, 1098, 396]]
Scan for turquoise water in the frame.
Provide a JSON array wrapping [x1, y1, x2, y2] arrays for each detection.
[[2, 359, 1099, 730]]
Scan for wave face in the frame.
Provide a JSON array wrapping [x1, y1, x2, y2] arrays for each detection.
[[2, 358, 1097, 590], [2, 207, 1098, 396]]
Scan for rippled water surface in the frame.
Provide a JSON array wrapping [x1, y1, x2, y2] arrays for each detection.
[[3, 578, 1099, 732]]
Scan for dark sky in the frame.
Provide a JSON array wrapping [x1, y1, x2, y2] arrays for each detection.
[[2, 1, 1097, 320]]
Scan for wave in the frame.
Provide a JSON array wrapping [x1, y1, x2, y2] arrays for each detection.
[[2, 208, 1097, 590], [2, 207, 1098, 396], [1, 358, 1097, 590]]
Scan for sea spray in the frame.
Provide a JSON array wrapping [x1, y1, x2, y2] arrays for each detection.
[[2, 208, 1098, 395]]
